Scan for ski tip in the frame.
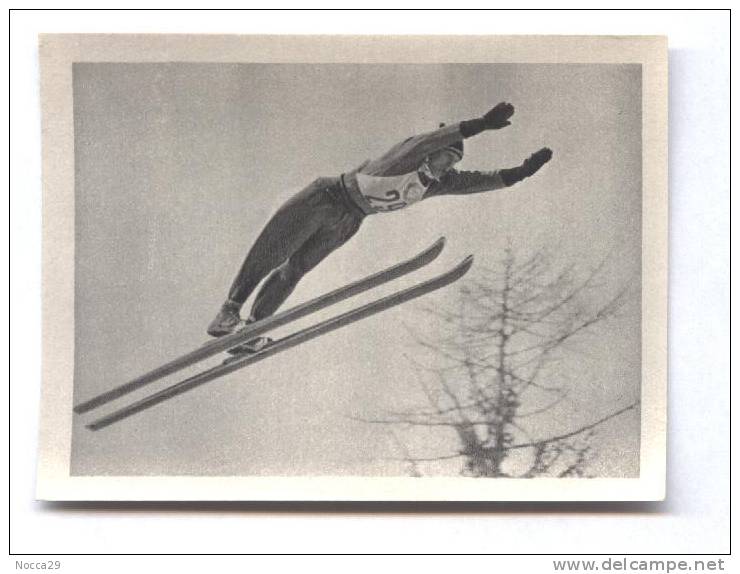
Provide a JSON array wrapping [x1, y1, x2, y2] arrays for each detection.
[[425, 237, 446, 259], [456, 255, 475, 275], [439, 255, 474, 284]]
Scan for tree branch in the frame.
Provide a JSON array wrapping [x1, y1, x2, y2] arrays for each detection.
[[507, 401, 640, 450]]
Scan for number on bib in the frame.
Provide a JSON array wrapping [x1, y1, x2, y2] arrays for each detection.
[[365, 189, 407, 212]]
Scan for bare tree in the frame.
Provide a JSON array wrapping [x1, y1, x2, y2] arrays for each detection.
[[362, 244, 640, 478]]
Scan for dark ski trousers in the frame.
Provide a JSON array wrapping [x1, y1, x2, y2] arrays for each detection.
[[227, 177, 365, 321]]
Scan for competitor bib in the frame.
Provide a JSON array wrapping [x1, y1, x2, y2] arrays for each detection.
[[356, 172, 429, 212]]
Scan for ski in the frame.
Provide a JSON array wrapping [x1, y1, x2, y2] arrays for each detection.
[[73, 238, 446, 414], [86, 255, 473, 430]]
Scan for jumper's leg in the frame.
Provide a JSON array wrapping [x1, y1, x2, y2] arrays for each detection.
[[249, 211, 363, 321], [226, 212, 363, 356], [208, 181, 331, 337]]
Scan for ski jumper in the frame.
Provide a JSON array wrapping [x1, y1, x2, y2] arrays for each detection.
[[227, 122, 526, 322]]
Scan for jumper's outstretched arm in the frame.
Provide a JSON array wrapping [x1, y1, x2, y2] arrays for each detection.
[[363, 103, 517, 177], [408, 102, 517, 159], [429, 147, 553, 196]]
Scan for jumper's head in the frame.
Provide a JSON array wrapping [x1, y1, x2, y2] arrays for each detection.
[[426, 147, 462, 178], [425, 123, 463, 178]]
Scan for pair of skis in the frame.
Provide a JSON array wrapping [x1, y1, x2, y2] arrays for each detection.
[[74, 238, 473, 431]]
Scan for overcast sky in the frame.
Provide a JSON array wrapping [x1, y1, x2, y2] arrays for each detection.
[[71, 63, 642, 477]]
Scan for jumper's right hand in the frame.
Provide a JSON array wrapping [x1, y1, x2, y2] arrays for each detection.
[[482, 102, 515, 130], [521, 147, 553, 177]]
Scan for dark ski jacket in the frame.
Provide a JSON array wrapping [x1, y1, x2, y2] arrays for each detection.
[[341, 123, 509, 215]]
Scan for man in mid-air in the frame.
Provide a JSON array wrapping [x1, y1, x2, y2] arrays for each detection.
[[208, 102, 553, 352]]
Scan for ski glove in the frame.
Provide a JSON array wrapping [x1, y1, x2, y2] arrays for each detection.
[[459, 102, 515, 138], [499, 147, 553, 186]]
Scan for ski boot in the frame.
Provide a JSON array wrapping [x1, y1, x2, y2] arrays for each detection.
[[222, 319, 273, 365], [207, 300, 242, 337], [227, 334, 273, 355]]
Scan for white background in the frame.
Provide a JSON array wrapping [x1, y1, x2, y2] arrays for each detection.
[[7, 6, 731, 563]]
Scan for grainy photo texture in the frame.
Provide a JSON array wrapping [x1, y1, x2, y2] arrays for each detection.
[[38, 35, 666, 500]]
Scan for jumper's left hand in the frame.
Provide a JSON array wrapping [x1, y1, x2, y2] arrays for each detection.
[[482, 102, 515, 130]]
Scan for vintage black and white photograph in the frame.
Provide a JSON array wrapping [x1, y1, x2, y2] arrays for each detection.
[[36, 34, 667, 500]]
